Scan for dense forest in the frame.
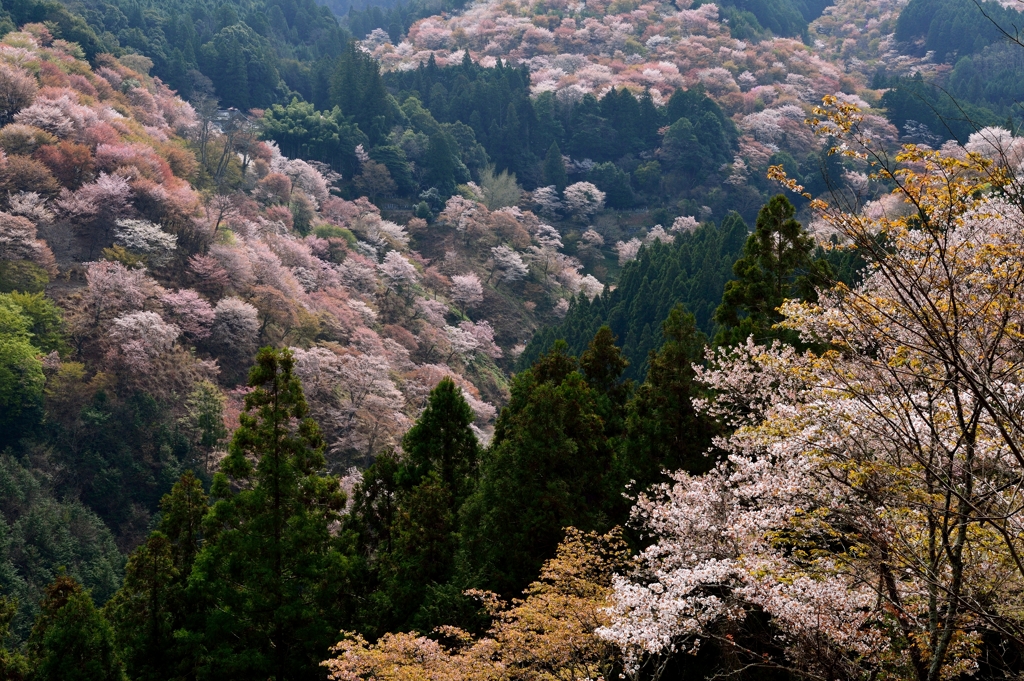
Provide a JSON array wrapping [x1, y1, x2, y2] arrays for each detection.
[[883, 0, 1024, 138], [0, 12, 844, 678], [6, 0, 1024, 676], [519, 214, 749, 377]]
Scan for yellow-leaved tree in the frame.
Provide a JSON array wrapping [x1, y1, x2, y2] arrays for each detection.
[[322, 527, 629, 681]]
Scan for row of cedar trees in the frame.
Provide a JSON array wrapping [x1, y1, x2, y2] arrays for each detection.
[[0, 194, 828, 680]]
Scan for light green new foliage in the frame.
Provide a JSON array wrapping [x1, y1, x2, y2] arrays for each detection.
[[0, 296, 44, 447], [180, 380, 228, 471], [479, 165, 522, 210]]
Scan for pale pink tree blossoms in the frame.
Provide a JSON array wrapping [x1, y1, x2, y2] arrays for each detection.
[[563, 182, 605, 221], [108, 311, 179, 372], [600, 98, 1024, 681], [160, 289, 215, 341], [450, 272, 484, 310]]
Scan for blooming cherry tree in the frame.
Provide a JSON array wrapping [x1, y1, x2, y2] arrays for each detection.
[[670, 216, 699, 233], [160, 289, 215, 341], [459, 320, 502, 359], [114, 218, 177, 265], [450, 272, 484, 309], [0, 211, 55, 272], [83, 260, 150, 323], [601, 98, 1024, 681], [615, 238, 641, 265], [378, 250, 419, 292], [208, 297, 259, 361], [563, 182, 605, 221], [108, 311, 179, 372], [532, 185, 562, 218], [489, 244, 529, 283]]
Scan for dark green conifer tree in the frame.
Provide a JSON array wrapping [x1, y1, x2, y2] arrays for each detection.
[[622, 304, 717, 492], [158, 470, 209, 579], [105, 471, 209, 681], [399, 376, 480, 503], [425, 131, 460, 196], [543, 141, 568, 191], [459, 340, 614, 595], [219, 36, 250, 110], [714, 195, 832, 346], [579, 325, 632, 439], [103, 535, 176, 681], [27, 576, 126, 681], [188, 348, 350, 681], [330, 42, 394, 143], [348, 452, 401, 562], [357, 378, 482, 633]]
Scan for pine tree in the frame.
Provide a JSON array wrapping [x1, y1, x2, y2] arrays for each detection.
[[638, 89, 663, 148], [330, 42, 394, 143], [103, 535, 176, 681], [713, 194, 831, 346], [579, 326, 628, 395], [27, 576, 127, 681], [622, 304, 717, 494], [399, 376, 480, 503], [543, 141, 568, 191], [189, 348, 350, 681], [459, 341, 614, 595]]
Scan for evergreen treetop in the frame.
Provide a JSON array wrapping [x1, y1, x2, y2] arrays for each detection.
[[713, 194, 831, 347]]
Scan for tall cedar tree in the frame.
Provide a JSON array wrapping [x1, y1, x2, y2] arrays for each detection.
[[356, 378, 482, 634], [27, 576, 127, 681], [188, 348, 350, 681], [543, 141, 568, 191], [103, 535, 176, 681], [622, 304, 718, 492], [399, 376, 480, 501], [714, 195, 831, 346], [105, 472, 209, 681], [344, 451, 400, 634], [158, 470, 208, 581], [375, 474, 461, 632], [579, 325, 632, 440], [460, 337, 622, 595]]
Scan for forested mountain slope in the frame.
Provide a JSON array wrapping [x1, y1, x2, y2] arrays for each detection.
[[4, 0, 1024, 674], [0, 22, 584, 646], [0, 0, 348, 108], [0, 12, 851, 674], [519, 214, 748, 378]]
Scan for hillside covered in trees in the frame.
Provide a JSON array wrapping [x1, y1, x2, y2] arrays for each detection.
[[0, 21, 604, 660], [0, 8, 841, 676], [4, 0, 1024, 675]]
